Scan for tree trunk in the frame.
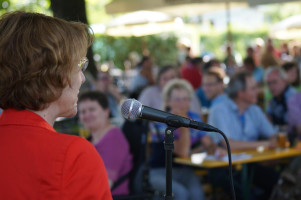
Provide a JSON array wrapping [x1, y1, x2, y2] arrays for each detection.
[[50, 0, 97, 79]]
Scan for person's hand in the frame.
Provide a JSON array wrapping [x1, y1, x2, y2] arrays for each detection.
[[206, 144, 216, 155], [268, 135, 278, 149], [215, 147, 227, 159], [201, 135, 218, 155]]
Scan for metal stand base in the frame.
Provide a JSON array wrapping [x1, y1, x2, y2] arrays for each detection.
[[164, 126, 175, 200]]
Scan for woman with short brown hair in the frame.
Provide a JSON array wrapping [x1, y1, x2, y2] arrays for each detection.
[[0, 11, 112, 199], [0, 11, 91, 111]]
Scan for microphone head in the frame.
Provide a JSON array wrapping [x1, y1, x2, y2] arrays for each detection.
[[121, 99, 142, 120]]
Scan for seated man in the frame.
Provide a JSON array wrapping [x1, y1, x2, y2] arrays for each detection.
[[265, 67, 296, 127], [208, 71, 277, 150], [202, 67, 227, 108], [208, 72, 279, 200]]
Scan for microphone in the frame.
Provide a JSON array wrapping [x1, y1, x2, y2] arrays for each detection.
[[121, 99, 218, 132], [121, 99, 236, 200]]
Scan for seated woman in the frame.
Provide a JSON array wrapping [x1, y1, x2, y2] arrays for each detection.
[[149, 79, 225, 200], [78, 91, 132, 196]]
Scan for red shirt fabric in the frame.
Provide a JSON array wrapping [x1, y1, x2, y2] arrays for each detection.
[[0, 109, 112, 200]]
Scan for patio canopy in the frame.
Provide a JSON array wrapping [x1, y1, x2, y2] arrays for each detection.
[[105, 0, 247, 16], [105, 10, 184, 37], [105, 0, 301, 16], [269, 15, 301, 40]]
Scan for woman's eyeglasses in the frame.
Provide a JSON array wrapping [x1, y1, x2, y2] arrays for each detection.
[[170, 97, 191, 102], [78, 57, 89, 72]]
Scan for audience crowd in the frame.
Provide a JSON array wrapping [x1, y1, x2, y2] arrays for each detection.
[[2, 33, 301, 200], [65, 38, 301, 199]]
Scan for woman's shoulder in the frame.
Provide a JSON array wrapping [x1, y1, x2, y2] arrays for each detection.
[[107, 126, 123, 135], [101, 127, 131, 154], [58, 133, 96, 152], [105, 126, 128, 143], [48, 133, 103, 167]]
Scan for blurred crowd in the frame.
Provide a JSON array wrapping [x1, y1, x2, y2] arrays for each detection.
[[2, 10, 301, 200], [52, 37, 301, 199]]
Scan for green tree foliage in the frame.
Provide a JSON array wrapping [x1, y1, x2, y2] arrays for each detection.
[[200, 29, 268, 60], [2, 1, 301, 70], [92, 29, 270, 69], [93, 34, 178, 69], [263, 3, 301, 24], [86, 0, 112, 24], [0, 0, 51, 15], [0, 0, 9, 14]]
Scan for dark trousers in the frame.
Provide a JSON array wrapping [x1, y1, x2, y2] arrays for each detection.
[[208, 163, 279, 200]]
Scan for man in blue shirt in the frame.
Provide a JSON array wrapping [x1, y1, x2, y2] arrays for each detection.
[[208, 71, 277, 150], [208, 72, 279, 200], [195, 66, 226, 110], [202, 67, 227, 108]]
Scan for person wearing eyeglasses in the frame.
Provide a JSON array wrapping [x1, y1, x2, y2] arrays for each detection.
[[207, 72, 279, 200], [149, 78, 225, 200], [0, 11, 112, 199], [265, 67, 297, 127]]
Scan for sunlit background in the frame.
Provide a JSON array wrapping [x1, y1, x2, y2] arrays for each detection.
[[1, 0, 301, 79]]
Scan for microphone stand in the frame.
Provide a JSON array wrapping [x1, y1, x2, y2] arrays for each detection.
[[163, 126, 176, 200], [163, 123, 236, 200]]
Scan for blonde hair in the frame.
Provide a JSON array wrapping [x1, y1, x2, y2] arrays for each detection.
[[0, 11, 93, 110], [162, 78, 194, 110]]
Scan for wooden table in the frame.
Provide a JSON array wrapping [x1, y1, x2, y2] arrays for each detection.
[[174, 146, 301, 200], [174, 147, 301, 168]]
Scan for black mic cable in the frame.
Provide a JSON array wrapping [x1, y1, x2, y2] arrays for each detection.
[[121, 99, 236, 200]]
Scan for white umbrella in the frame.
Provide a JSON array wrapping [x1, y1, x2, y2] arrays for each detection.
[[105, 10, 184, 37], [269, 15, 301, 40]]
